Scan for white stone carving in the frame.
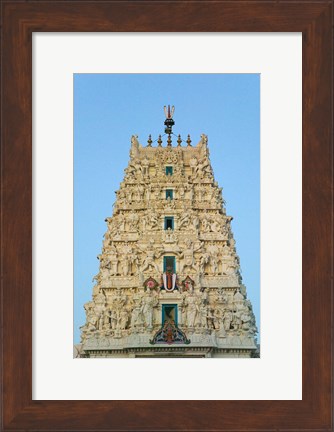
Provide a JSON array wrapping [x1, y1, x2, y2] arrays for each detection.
[[179, 239, 202, 274]]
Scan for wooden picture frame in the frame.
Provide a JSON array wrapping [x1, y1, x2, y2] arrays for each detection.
[[1, 1, 332, 430]]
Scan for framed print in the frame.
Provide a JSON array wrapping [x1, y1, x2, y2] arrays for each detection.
[[1, 1, 332, 431], [34, 34, 300, 401]]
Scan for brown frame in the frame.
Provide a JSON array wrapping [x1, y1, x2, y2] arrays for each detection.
[[1, 1, 332, 431]]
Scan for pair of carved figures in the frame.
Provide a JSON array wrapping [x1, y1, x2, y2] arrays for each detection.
[[189, 155, 213, 179], [181, 290, 208, 328], [107, 211, 140, 235], [138, 239, 164, 273], [228, 291, 257, 335], [179, 289, 256, 336], [125, 154, 150, 181], [130, 291, 159, 329], [177, 211, 201, 233], [142, 211, 160, 231], [214, 290, 257, 336], [200, 214, 228, 236], [83, 290, 130, 336], [98, 243, 139, 277], [178, 239, 202, 273]]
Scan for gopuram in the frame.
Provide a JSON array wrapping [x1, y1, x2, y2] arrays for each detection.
[[79, 106, 258, 358]]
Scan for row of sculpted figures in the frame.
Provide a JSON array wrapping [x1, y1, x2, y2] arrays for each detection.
[[115, 182, 224, 205], [94, 239, 241, 282], [81, 287, 257, 343], [106, 209, 229, 237]]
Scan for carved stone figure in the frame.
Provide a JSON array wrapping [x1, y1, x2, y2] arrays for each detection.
[[83, 301, 98, 330], [207, 243, 219, 274], [148, 211, 159, 230], [103, 232, 111, 249], [210, 218, 221, 233], [141, 292, 158, 328], [223, 309, 233, 331], [192, 215, 200, 234], [137, 184, 144, 201], [227, 257, 238, 276], [108, 244, 119, 275], [216, 288, 228, 303], [145, 184, 152, 201], [179, 239, 202, 273], [142, 156, 150, 176], [119, 310, 129, 330], [213, 308, 223, 330], [130, 135, 139, 159], [199, 252, 210, 274], [178, 185, 185, 200], [131, 301, 142, 328], [201, 217, 211, 233], [121, 255, 131, 276], [98, 254, 110, 270], [128, 211, 139, 231], [128, 250, 139, 275], [186, 184, 194, 201], [189, 156, 198, 176], [103, 309, 113, 329], [184, 293, 199, 327], [164, 228, 178, 243], [138, 239, 163, 273], [200, 304, 209, 328], [178, 211, 190, 230]]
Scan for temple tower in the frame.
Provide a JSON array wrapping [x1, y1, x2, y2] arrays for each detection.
[[79, 107, 257, 358]]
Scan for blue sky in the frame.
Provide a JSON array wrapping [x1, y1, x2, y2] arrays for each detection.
[[74, 74, 260, 344]]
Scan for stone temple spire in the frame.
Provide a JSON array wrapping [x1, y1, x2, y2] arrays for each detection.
[[78, 109, 258, 358]]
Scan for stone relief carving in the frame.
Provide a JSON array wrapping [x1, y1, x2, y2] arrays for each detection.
[[183, 292, 199, 328], [179, 239, 202, 274], [137, 239, 163, 273], [164, 228, 178, 243], [141, 291, 159, 328]]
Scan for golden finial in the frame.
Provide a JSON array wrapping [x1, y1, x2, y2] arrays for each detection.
[[186, 134, 192, 146]]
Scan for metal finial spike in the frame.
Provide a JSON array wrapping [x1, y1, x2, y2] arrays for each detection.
[[186, 134, 192, 146], [177, 134, 182, 146], [167, 135, 172, 146], [157, 135, 162, 146], [147, 134, 152, 147]]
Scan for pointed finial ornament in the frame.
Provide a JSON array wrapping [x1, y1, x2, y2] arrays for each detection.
[[167, 135, 172, 146], [187, 134, 192, 146], [147, 134, 152, 147], [164, 105, 175, 135], [157, 135, 162, 146], [177, 134, 182, 146]]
